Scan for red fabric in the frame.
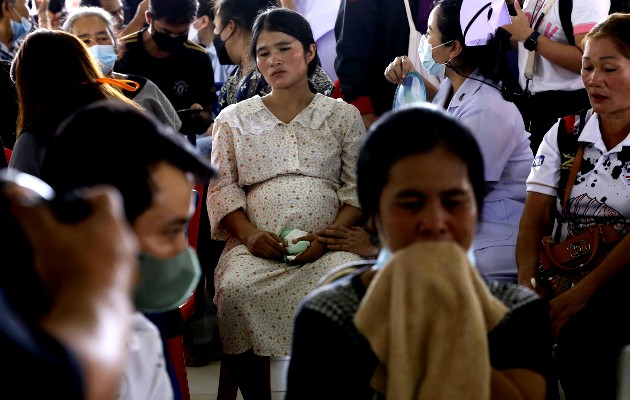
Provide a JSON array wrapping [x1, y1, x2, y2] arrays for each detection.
[[332, 79, 375, 115], [4, 147, 11, 164]]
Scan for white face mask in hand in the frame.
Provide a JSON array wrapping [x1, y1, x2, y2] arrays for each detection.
[[417, 35, 453, 79]]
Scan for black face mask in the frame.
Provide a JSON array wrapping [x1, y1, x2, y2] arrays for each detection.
[[151, 26, 188, 52], [213, 34, 234, 65]]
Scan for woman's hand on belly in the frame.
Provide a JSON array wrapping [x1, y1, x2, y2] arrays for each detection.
[[289, 232, 327, 266], [243, 229, 287, 260]]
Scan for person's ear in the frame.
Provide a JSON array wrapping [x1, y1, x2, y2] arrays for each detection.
[[198, 15, 210, 30], [144, 10, 151, 25], [306, 43, 316, 64], [449, 40, 463, 60]]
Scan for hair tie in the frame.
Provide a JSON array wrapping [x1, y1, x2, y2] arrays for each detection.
[[94, 77, 140, 91]]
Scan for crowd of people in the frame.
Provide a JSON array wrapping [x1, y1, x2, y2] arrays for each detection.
[[1, 0, 630, 399]]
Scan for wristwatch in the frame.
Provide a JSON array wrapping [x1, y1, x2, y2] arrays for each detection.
[[524, 31, 541, 51]]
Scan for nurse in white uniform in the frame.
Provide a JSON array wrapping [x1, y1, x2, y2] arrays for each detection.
[[385, 0, 532, 282]]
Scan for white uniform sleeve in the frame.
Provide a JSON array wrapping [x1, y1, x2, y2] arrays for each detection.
[[526, 120, 562, 196]]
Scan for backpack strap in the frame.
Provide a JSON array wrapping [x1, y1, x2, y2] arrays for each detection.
[[559, 0, 575, 46]]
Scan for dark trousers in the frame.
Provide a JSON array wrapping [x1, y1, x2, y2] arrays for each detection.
[[514, 89, 591, 154]]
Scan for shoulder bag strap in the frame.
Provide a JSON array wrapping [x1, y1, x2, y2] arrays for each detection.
[[554, 143, 584, 242]]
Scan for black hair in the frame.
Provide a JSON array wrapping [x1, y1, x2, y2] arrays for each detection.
[[357, 104, 485, 220], [149, 0, 198, 25], [196, 0, 214, 19], [250, 7, 319, 77], [434, 0, 500, 81], [40, 99, 216, 223], [213, 0, 278, 32]]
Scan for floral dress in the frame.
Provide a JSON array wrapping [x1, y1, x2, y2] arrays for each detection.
[[207, 94, 365, 355]]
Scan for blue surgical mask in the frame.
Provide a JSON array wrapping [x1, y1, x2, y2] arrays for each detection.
[[417, 35, 453, 79], [134, 247, 201, 313], [10, 16, 32, 42], [88, 44, 118, 75]]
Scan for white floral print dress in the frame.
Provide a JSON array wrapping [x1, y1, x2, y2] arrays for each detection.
[[207, 94, 366, 356]]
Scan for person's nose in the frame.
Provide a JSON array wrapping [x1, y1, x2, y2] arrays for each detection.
[[269, 51, 282, 67], [417, 203, 450, 240], [586, 68, 604, 87]]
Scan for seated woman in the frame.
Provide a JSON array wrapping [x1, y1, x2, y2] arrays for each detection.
[[206, 7, 366, 399], [8, 29, 139, 177], [286, 105, 554, 400], [517, 13, 630, 400], [384, 0, 532, 283]]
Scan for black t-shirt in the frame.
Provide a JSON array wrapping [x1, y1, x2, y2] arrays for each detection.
[[286, 266, 556, 400], [115, 28, 217, 112]]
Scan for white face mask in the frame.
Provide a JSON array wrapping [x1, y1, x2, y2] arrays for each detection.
[[188, 20, 200, 42], [417, 35, 453, 79]]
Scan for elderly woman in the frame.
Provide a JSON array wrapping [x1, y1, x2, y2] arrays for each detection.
[[516, 13, 630, 400], [287, 105, 554, 400]]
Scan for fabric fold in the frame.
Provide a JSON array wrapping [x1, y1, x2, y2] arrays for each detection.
[[354, 241, 509, 399]]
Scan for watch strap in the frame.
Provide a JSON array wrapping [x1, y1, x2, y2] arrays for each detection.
[[524, 31, 541, 51]]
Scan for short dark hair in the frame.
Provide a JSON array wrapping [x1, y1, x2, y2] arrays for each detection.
[[213, 0, 278, 32], [41, 100, 216, 223], [149, 0, 198, 25], [356, 104, 485, 220], [196, 0, 214, 19], [250, 7, 319, 77]]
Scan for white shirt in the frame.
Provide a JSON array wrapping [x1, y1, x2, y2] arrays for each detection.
[[517, 0, 609, 93], [433, 72, 532, 250], [117, 313, 174, 400], [528, 112, 630, 240]]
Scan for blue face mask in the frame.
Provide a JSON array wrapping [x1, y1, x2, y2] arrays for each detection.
[[88, 44, 118, 75], [417, 35, 453, 79], [133, 247, 202, 313], [10, 16, 32, 42]]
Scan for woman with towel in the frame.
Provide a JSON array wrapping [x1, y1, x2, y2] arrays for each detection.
[[286, 104, 555, 400]]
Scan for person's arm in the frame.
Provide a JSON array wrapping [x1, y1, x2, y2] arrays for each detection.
[[501, 1, 584, 74], [491, 369, 546, 400], [279, 0, 296, 10], [291, 204, 363, 265], [549, 232, 630, 337], [220, 209, 286, 260], [118, 0, 148, 38], [515, 192, 555, 292], [317, 225, 379, 258], [7, 185, 138, 400]]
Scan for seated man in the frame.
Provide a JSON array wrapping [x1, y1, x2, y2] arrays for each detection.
[[38, 99, 216, 399]]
